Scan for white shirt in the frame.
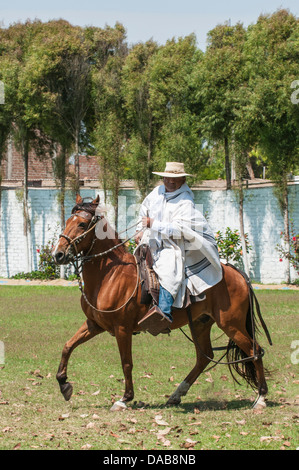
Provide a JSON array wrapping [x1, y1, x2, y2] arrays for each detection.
[[136, 183, 223, 308]]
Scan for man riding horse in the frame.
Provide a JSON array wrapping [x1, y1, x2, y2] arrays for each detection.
[[135, 162, 223, 326]]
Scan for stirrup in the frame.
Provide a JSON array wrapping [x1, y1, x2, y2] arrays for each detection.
[[138, 305, 172, 336]]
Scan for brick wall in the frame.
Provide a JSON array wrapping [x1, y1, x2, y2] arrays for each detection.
[[1, 141, 100, 182]]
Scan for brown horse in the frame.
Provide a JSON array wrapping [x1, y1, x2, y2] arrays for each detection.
[[52, 194, 272, 411]]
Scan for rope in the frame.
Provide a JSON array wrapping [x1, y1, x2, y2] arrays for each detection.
[[186, 304, 264, 366], [64, 217, 143, 314], [75, 256, 140, 314]]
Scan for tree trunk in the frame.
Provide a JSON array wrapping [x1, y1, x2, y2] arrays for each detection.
[[22, 135, 31, 272], [238, 180, 250, 277], [147, 116, 153, 195], [282, 182, 291, 284], [224, 136, 231, 190], [246, 157, 255, 179], [59, 146, 66, 279], [113, 184, 119, 230], [0, 169, 2, 275], [74, 133, 80, 195], [59, 147, 66, 230]]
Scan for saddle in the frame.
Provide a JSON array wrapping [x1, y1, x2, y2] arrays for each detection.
[[135, 243, 206, 311], [135, 243, 159, 305]]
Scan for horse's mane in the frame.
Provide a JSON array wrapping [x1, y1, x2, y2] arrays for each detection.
[[71, 198, 126, 251]]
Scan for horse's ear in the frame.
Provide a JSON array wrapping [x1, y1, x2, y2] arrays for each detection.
[[92, 195, 100, 205], [76, 194, 83, 205]]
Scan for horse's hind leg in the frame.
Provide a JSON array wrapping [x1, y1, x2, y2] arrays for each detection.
[[167, 316, 214, 405], [56, 318, 104, 401], [219, 321, 268, 409]]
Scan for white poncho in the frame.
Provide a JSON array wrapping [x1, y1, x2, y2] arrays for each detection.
[[136, 183, 223, 308]]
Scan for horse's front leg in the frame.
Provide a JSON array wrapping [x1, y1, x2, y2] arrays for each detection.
[[111, 325, 134, 411], [56, 318, 104, 401]]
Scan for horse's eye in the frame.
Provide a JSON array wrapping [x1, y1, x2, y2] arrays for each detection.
[[79, 222, 87, 229]]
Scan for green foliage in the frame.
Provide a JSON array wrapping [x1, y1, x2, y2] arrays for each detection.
[[216, 227, 251, 264], [1, 11, 299, 274], [276, 221, 299, 275], [36, 239, 60, 279], [126, 238, 137, 254], [1, 11, 298, 190], [241, 10, 299, 181], [11, 237, 60, 280]]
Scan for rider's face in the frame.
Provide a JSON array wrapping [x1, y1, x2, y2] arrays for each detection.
[[163, 176, 186, 192]]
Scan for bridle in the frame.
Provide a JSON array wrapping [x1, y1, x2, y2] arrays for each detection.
[[59, 210, 102, 259], [58, 206, 142, 313]]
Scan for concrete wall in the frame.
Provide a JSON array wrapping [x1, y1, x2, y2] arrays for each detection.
[[0, 183, 298, 283]]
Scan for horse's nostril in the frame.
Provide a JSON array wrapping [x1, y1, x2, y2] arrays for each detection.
[[54, 251, 65, 264]]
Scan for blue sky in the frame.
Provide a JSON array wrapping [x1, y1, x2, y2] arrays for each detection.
[[1, 0, 298, 50]]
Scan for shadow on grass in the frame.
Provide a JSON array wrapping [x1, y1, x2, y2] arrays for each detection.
[[125, 398, 280, 413]]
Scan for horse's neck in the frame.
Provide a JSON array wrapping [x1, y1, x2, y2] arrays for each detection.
[[93, 217, 125, 256], [93, 237, 126, 260], [82, 218, 127, 282]]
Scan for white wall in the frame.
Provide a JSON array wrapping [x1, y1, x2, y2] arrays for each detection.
[[193, 185, 299, 283], [0, 184, 298, 283]]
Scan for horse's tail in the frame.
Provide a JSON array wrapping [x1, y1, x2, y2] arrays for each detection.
[[225, 264, 272, 390]]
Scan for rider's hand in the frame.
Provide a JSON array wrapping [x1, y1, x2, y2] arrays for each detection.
[[142, 216, 153, 228], [134, 231, 143, 244]]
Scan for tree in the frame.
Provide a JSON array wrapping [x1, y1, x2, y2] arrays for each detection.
[[195, 23, 246, 189], [148, 35, 204, 178], [122, 40, 159, 198], [21, 20, 93, 193], [0, 20, 45, 271], [243, 9, 299, 282], [90, 23, 128, 227], [122, 36, 203, 195], [0, 55, 11, 265], [20, 20, 94, 228]]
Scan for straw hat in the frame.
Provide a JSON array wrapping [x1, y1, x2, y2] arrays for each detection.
[[152, 162, 194, 178]]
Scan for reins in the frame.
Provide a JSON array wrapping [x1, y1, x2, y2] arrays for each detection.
[[186, 305, 264, 367], [185, 263, 272, 367], [76, 259, 140, 314]]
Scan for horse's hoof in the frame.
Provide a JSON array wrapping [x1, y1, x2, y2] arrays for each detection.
[[166, 380, 189, 405], [166, 396, 181, 406], [252, 394, 267, 410], [61, 382, 73, 401], [110, 400, 127, 412]]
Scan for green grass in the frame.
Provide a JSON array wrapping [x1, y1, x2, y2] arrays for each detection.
[[0, 287, 298, 450]]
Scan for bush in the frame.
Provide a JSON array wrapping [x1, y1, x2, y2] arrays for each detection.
[[276, 220, 299, 276], [11, 237, 60, 281], [36, 238, 60, 279], [216, 227, 251, 265]]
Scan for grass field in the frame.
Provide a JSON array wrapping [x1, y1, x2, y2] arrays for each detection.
[[0, 286, 298, 451]]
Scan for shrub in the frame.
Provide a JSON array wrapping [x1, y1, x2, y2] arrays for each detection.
[[276, 220, 299, 276], [216, 227, 251, 265], [11, 237, 60, 280]]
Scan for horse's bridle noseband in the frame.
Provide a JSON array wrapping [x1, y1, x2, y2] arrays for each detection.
[[59, 212, 103, 260]]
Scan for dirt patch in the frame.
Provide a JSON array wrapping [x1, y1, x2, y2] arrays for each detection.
[[0, 278, 298, 289], [0, 278, 78, 287], [252, 284, 298, 290]]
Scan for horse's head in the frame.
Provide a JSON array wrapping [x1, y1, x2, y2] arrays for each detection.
[[52, 194, 100, 265]]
